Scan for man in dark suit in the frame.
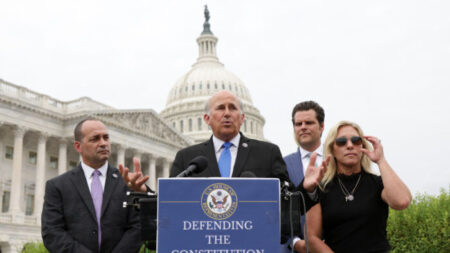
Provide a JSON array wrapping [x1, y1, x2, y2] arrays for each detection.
[[41, 119, 142, 253], [169, 90, 287, 179], [169, 90, 328, 203], [282, 101, 325, 253]]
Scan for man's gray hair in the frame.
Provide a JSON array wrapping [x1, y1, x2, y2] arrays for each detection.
[[204, 93, 244, 115]]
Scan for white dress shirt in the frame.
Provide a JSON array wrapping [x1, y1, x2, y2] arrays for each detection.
[[212, 134, 241, 177], [298, 145, 323, 174], [291, 145, 323, 248], [81, 161, 108, 191]]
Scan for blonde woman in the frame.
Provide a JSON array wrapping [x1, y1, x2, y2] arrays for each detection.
[[307, 121, 411, 253]]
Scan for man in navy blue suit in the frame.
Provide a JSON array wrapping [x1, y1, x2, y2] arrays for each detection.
[[282, 101, 325, 253]]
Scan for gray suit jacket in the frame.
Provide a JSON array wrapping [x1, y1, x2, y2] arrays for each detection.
[[42, 164, 141, 253]]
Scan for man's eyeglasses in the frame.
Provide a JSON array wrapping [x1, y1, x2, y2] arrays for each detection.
[[335, 136, 363, 147]]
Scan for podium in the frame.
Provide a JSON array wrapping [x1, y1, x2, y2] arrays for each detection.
[[157, 178, 280, 252]]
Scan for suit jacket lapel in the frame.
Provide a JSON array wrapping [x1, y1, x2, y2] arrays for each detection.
[[70, 165, 97, 222], [232, 134, 250, 177], [101, 165, 120, 217], [295, 148, 305, 186], [205, 138, 221, 177]]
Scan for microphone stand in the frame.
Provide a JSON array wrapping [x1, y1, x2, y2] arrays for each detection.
[[281, 184, 309, 253], [123, 191, 158, 251]]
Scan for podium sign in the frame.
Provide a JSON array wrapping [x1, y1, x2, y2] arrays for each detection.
[[157, 178, 280, 252]]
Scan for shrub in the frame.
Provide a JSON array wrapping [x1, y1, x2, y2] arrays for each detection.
[[21, 242, 48, 253], [387, 188, 449, 253], [139, 244, 156, 253], [21, 242, 155, 253]]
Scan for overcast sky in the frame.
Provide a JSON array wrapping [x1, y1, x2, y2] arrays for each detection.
[[1, 0, 449, 196]]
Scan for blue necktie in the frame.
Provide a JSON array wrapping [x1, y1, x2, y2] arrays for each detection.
[[91, 170, 103, 249], [218, 142, 232, 177]]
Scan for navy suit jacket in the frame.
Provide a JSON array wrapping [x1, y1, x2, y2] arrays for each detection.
[[284, 148, 305, 188], [42, 164, 141, 253], [281, 148, 306, 252]]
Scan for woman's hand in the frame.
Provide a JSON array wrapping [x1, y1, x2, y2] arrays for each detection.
[[362, 136, 412, 210], [361, 136, 385, 164]]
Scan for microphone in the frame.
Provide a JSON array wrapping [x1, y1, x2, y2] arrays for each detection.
[[281, 181, 294, 199], [240, 171, 256, 178], [176, 156, 208, 177]]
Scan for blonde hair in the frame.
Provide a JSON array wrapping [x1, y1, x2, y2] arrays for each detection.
[[321, 120, 374, 189]]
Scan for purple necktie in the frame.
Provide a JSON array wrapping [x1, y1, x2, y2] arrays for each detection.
[[91, 170, 103, 249]]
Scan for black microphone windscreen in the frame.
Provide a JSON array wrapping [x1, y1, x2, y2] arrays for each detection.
[[240, 171, 257, 178], [188, 156, 208, 173]]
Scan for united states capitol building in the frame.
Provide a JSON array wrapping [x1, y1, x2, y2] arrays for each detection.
[[0, 7, 265, 252]]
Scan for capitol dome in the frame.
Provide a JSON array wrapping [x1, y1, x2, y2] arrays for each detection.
[[160, 6, 265, 143]]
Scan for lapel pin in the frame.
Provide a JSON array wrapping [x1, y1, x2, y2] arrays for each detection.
[[112, 173, 118, 178], [242, 143, 248, 148]]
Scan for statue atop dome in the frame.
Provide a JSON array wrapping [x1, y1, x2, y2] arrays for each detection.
[[161, 5, 265, 143], [201, 5, 213, 35]]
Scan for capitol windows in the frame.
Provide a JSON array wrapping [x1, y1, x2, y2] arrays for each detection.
[[172, 122, 176, 129], [185, 86, 188, 92], [192, 85, 195, 91], [207, 83, 210, 89], [69, 161, 78, 170], [49, 156, 58, 170], [199, 84, 202, 90], [229, 84, 232, 90], [180, 120, 184, 133], [214, 83, 218, 89], [28, 151, 37, 165], [244, 120, 247, 132], [25, 194, 34, 215], [2, 191, 10, 212], [5, 146, 13, 159], [222, 84, 225, 89], [250, 121, 254, 134], [198, 118, 202, 131], [188, 118, 193, 132]]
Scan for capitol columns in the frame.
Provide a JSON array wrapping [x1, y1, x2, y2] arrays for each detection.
[[58, 138, 68, 175], [133, 150, 142, 172], [117, 144, 126, 168], [162, 158, 171, 178], [147, 155, 157, 191], [34, 132, 48, 223], [10, 126, 26, 222]]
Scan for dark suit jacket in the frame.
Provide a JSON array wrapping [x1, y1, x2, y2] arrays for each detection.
[[41, 164, 141, 253], [169, 134, 289, 181]]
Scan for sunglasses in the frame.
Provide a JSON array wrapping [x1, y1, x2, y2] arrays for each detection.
[[335, 136, 363, 147]]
